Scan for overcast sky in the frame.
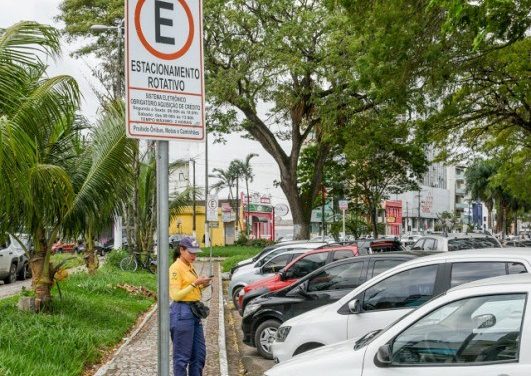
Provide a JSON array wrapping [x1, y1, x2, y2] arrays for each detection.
[[1, 0, 291, 214]]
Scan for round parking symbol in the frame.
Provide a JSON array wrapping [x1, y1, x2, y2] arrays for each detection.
[[207, 199, 217, 209], [134, 0, 194, 60]]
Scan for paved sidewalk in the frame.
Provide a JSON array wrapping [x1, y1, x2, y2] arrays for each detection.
[[94, 260, 225, 376]]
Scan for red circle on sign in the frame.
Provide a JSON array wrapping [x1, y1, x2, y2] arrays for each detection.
[[135, 0, 194, 60]]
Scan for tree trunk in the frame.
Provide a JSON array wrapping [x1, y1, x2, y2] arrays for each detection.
[[486, 200, 494, 231], [281, 177, 311, 240], [84, 226, 98, 274], [370, 202, 379, 239], [30, 227, 53, 311]]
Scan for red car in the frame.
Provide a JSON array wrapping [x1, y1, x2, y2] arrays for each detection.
[[51, 241, 78, 254], [238, 244, 359, 314]]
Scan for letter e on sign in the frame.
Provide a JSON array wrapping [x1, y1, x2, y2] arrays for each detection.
[[126, 0, 205, 141]]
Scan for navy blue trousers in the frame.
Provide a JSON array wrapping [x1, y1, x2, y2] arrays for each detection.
[[170, 302, 206, 376]]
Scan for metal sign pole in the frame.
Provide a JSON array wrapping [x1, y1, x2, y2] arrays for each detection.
[[342, 209, 346, 240], [156, 140, 170, 376]]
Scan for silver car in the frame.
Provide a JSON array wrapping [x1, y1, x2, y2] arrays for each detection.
[[410, 233, 501, 252]]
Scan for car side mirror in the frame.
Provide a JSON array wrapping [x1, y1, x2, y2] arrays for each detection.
[[375, 344, 392, 367], [473, 314, 496, 329], [348, 299, 361, 314]]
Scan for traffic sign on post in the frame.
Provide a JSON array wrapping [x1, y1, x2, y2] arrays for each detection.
[[126, 0, 205, 141], [338, 200, 349, 211], [206, 194, 218, 222]]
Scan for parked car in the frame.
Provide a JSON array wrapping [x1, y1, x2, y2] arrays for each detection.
[[271, 247, 531, 363], [504, 239, 531, 247], [238, 244, 360, 316], [230, 240, 315, 276], [399, 234, 422, 248], [229, 247, 314, 308], [266, 272, 531, 376], [51, 241, 78, 254], [0, 234, 31, 284], [410, 233, 501, 252], [242, 252, 418, 359], [369, 239, 405, 253]]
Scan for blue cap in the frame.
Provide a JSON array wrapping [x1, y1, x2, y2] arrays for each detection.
[[179, 237, 202, 253]]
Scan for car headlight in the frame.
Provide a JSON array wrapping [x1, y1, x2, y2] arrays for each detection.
[[243, 303, 261, 318], [275, 326, 291, 342]]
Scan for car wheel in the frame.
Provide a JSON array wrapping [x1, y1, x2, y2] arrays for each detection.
[[57, 248, 63, 254], [254, 319, 280, 359], [232, 286, 243, 309], [17, 263, 30, 281], [4, 264, 17, 284]]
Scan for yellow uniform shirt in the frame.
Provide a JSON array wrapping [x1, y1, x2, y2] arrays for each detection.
[[169, 258, 202, 302]]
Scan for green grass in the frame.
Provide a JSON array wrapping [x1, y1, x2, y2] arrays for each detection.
[[0, 264, 156, 376], [197, 245, 262, 272], [50, 253, 84, 269]]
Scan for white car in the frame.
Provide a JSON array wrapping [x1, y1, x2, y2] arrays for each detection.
[[266, 272, 531, 375], [271, 248, 531, 363], [228, 242, 326, 307], [0, 234, 31, 284]]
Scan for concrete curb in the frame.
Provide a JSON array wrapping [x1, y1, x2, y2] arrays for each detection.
[[218, 262, 229, 376], [93, 304, 158, 376]]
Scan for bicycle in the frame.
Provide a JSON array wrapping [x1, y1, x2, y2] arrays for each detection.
[[119, 251, 157, 273]]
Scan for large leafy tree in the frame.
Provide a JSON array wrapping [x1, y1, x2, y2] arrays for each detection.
[[343, 112, 428, 238], [337, 0, 530, 181], [204, 0, 380, 238], [57, 0, 124, 97]]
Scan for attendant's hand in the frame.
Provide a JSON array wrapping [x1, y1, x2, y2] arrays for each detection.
[[194, 276, 212, 287]]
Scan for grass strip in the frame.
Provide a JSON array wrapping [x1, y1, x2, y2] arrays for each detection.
[[50, 253, 85, 269], [196, 245, 262, 272], [0, 263, 156, 376]]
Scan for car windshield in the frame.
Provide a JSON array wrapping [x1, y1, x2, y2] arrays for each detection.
[[448, 237, 500, 251]]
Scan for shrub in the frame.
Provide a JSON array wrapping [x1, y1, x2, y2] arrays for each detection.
[[104, 249, 129, 269]]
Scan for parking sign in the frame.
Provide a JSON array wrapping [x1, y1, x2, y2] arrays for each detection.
[[126, 0, 205, 141]]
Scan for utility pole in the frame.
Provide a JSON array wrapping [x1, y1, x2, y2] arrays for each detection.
[[417, 188, 421, 233], [204, 133, 209, 247], [321, 185, 326, 239], [235, 177, 239, 233], [191, 158, 196, 237]]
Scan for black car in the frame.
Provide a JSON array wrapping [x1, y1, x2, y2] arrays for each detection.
[[241, 252, 420, 359]]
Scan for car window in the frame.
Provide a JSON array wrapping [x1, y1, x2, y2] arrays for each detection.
[[258, 248, 292, 266], [508, 262, 527, 274], [362, 265, 438, 311], [423, 238, 436, 251], [411, 239, 424, 251], [307, 262, 364, 292], [290, 252, 329, 279], [448, 237, 500, 251], [391, 293, 526, 365], [332, 250, 354, 261], [450, 262, 507, 288], [371, 259, 407, 278], [262, 253, 292, 273]]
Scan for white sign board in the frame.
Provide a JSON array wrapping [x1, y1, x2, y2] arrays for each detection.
[[126, 0, 205, 141], [206, 195, 218, 222], [274, 203, 289, 217], [338, 200, 349, 211]]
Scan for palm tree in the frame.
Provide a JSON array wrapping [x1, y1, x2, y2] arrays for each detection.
[[209, 167, 236, 199], [63, 104, 136, 272], [0, 22, 81, 307], [235, 153, 259, 234]]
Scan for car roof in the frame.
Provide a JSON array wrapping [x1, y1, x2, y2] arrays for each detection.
[[419, 233, 498, 240], [404, 247, 531, 263], [274, 241, 327, 250], [450, 272, 531, 292]]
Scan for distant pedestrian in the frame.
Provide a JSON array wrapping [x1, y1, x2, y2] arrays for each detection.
[[169, 237, 211, 376]]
